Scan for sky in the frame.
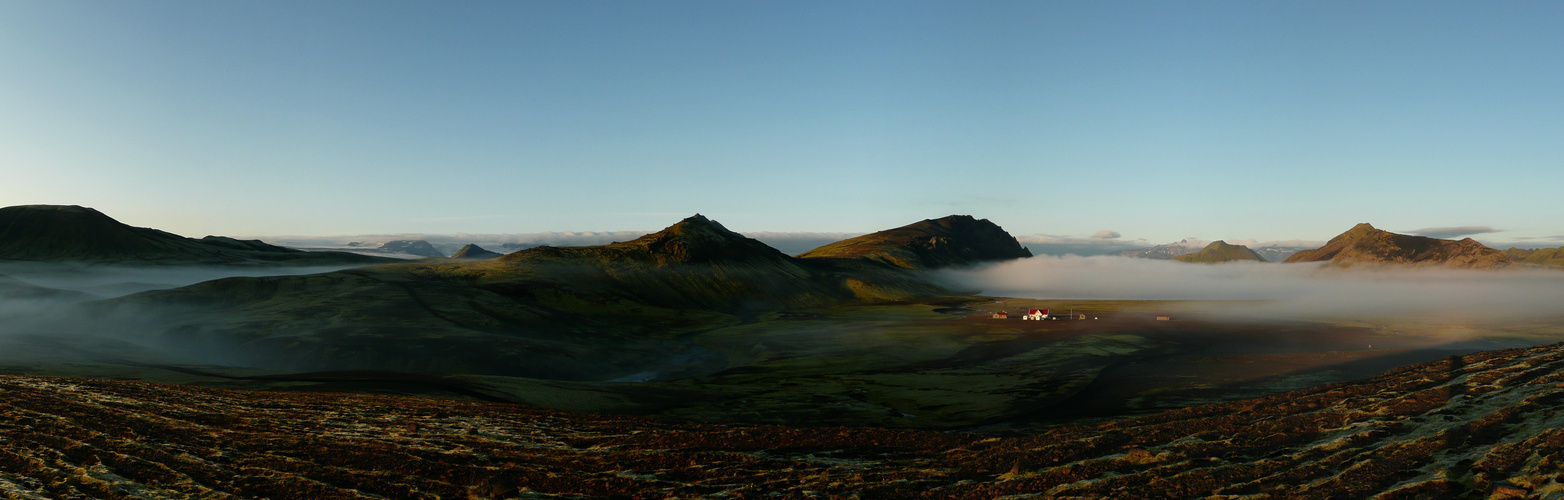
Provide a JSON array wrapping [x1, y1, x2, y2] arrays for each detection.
[[2, 1, 1562, 250]]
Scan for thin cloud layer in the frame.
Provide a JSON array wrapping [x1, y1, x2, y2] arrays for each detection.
[[936, 255, 1564, 321], [1017, 235, 1154, 257], [1407, 226, 1500, 239]]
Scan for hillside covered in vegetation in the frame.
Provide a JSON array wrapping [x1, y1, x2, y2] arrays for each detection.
[[3, 340, 1562, 498]]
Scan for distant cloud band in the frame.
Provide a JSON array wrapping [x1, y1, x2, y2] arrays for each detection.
[[1407, 226, 1500, 239]]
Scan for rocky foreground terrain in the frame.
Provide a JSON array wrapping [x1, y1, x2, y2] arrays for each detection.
[[3, 343, 1564, 499]]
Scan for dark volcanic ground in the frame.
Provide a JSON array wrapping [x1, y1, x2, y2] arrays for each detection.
[[3, 342, 1564, 499]]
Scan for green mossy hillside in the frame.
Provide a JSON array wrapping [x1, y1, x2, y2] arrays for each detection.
[[1506, 246, 1564, 267], [1172, 241, 1266, 263]]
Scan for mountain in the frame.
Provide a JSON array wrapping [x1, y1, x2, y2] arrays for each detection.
[[1171, 240, 1266, 263], [1506, 246, 1564, 267], [377, 239, 445, 258], [1284, 223, 1511, 269], [450, 244, 504, 259], [102, 215, 956, 380], [1250, 246, 1309, 263], [0, 205, 394, 266], [1122, 240, 1307, 263], [1117, 239, 1203, 260], [797, 215, 1032, 269]]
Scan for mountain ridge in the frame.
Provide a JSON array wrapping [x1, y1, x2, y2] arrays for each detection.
[[1285, 223, 1511, 269], [1506, 246, 1564, 268], [797, 215, 1032, 269], [0, 205, 395, 266]]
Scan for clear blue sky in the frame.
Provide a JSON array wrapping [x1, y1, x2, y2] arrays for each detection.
[[3, 1, 1561, 246]]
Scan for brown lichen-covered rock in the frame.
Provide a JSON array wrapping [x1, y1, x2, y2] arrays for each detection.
[[1009, 455, 1031, 475], [1491, 483, 1529, 498]]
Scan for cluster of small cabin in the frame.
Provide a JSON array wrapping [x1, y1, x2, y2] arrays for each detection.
[[990, 309, 1093, 320], [988, 309, 1167, 321], [991, 309, 1047, 320]]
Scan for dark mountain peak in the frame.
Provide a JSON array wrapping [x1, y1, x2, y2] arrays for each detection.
[[1, 204, 125, 229], [0, 204, 392, 265], [613, 214, 789, 265], [798, 215, 1032, 269], [451, 244, 504, 259], [378, 240, 445, 258], [667, 213, 728, 233], [0, 204, 191, 261]]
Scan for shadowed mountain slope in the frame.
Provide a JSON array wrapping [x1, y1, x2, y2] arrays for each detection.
[[103, 215, 958, 380], [451, 244, 504, 259], [1285, 223, 1511, 269], [0, 205, 394, 266], [1172, 240, 1267, 263], [798, 215, 1032, 269]]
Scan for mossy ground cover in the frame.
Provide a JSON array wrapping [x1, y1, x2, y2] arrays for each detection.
[[5, 342, 1564, 498]]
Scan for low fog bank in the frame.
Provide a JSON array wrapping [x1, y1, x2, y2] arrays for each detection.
[[0, 263, 380, 370], [0, 262, 367, 298], [937, 256, 1564, 321], [0, 294, 192, 368]]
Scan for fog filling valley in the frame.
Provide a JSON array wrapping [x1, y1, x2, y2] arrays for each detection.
[[938, 256, 1564, 322], [4, 257, 1564, 376], [0, 263, 370, 368]]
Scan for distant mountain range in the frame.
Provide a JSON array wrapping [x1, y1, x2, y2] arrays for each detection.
[[1285, 223, 1512, 269], [7, 204, 1559, 272], [0, 205, 394, 266], [1505, 246, 1564, 267], [1120, 239, 1307, 263]]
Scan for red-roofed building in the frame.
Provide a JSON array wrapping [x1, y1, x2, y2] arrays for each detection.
[[1023, 309, 1048, 320]]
